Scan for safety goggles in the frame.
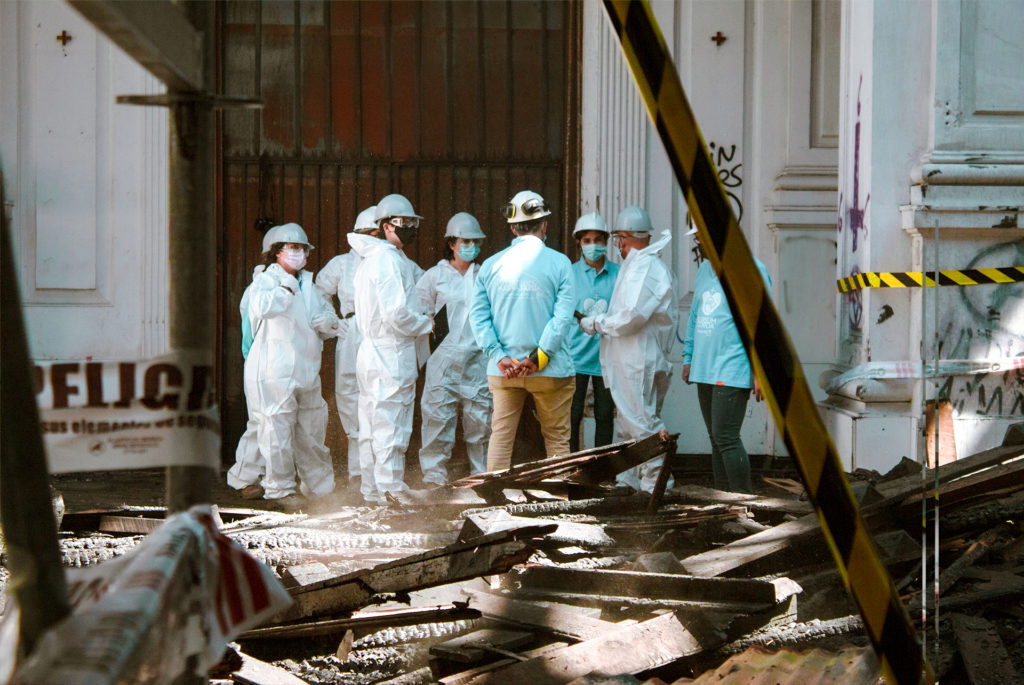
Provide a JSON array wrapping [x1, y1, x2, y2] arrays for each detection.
[[502, 197, 548, 220], [387, 216, 420, 229]]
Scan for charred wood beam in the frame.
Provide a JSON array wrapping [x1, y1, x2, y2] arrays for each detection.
[[463, 589, 620, 641], [461, 611, 722, 684], [507, 566, 800, 609], [241, 604, 481, 641], [272, 525, 554, 624]]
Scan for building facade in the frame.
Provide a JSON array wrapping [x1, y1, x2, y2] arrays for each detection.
[[3, 0, 1021, 470]]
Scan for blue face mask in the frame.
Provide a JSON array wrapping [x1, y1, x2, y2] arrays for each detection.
[[581, 244, 607, 262], [457, 244, 480, 262]]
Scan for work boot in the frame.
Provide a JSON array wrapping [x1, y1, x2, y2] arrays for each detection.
[[268, 493, 307, 513], [239, 482, 264, 500]]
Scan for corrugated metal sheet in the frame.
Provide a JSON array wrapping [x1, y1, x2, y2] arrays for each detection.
[[677, 645, 882, 685], [216, 0, 580, 461]]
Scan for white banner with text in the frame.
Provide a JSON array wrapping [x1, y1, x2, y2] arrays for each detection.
[[34, 352, 220, 472]]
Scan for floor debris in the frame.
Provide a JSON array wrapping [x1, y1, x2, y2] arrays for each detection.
[[20, 434, 1024, 683]]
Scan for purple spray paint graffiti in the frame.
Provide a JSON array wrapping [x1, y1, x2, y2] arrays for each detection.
[[838, 76, 870, 252]]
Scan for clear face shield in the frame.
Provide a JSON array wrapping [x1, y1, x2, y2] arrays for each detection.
[[686, 221, 703, 263]]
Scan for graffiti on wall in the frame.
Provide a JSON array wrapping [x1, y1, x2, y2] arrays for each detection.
[[837, 76, 869, 361], [837, 76, 870, 253], [935, 240, 1024, 416], [708, 141, 743, 222]]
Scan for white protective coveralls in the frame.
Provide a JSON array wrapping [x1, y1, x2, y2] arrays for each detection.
[[244, 262, 339, 499], [586, 229, 677, 492], [416, 260, 492, 484], [315, 251, 364, 479], [227, 267, 266, 491], [350, 233, 432, 502]]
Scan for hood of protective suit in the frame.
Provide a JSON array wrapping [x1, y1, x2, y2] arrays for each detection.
[[620, 227, 671, 267], [347, 231, 391, 258]]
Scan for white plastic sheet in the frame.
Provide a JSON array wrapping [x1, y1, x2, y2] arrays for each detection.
[[8, 505, 291, 685]]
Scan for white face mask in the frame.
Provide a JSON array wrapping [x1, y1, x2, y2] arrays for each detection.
[[282, 248, 307, 271]]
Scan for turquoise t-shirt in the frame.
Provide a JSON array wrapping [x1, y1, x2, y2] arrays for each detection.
[[470, 235, 576, 377], [567, 258, 619, 376], [682, 259, 771, 388]]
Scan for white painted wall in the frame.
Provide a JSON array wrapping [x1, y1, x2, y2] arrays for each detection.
[[823, 0, 1024, 470], [580, 0, 840, 456], [0, 0, 169, 361]]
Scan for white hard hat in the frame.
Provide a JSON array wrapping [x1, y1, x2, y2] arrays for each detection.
[[615, 206, 653, 234], [572, 212, 608, 237], [502, 190, 551, 224], [354, 206, 378, 233], [263, 222, 314, 253], [374, 194, 422, 225], [445, 212, 486, 239]]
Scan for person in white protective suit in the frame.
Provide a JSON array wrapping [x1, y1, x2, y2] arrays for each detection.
[[234, 223, 340, 507], [351, 194, 433, 503], [315, 206, 378, 486], [580, 206, 677, 493], [415, 212, 492, 484], [226, 228, 282, 498]]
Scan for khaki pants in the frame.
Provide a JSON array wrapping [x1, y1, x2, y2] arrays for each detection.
[[487, 375, 574, 471]]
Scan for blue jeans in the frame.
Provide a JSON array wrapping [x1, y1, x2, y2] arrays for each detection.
[[697, 383, 752, 494]]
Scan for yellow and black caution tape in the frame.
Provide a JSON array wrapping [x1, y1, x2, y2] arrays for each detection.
[[601, 2, 933, 683], [837, 266, 1024, 292]]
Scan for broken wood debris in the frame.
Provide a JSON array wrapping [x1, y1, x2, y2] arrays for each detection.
[[44, 434, 1024, 683], [272, 524, 555, 624], [447, 432, 677, 495]]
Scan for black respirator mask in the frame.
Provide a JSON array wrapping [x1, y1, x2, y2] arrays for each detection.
[[389, 217, 420, 246]]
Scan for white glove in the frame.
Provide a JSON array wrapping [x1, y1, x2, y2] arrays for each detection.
[[278, 272, 299, 294], [312, 314, 339, 339], [583, 298, 608, 316], [580, 316, 598, 335]]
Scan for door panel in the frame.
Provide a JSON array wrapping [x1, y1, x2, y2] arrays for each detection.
[[218, 0, 580, 468]]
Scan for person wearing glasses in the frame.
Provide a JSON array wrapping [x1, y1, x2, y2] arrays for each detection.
[[315, 205, 378, 488], [580, 206, 677, 493], [470, 190, 577, 471], [566, 212, 619, 453], [232, 222, 340, 509], [349, 194, 433, 504], [415, 212, 492, 484]]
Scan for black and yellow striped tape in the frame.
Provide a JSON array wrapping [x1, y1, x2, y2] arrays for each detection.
[[601, 2, 933, 683], [837, 266, 1024, 292]]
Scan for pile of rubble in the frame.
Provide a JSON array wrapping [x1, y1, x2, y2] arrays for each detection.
[[34, 430, 1024, 683]]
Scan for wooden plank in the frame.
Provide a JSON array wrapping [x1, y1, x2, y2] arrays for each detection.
[[463, 611, 722, 684], [679, 478, 930, 578], [430, 628, 534, 664], [876, 443, 1024, 500], [950, 613, 1018, 685], [900, 457, 1024, 512], [464, 590, 619, 641], [450, 434, 671, 491], [242, 604, 481, 641], [96, 515, 163, 535], [672, 484, 812, 516], [510, 566, 797, 607], [231, 650, 308, 685], [273, 525, 554, 623], [458, 510, 614, 548], [438, 642, 570, 685], [68, 0, 202, 91], [679, 514, 821, 577]]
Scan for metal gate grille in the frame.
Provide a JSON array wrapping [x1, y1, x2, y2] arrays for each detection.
[[218, 0, 581, 462]]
